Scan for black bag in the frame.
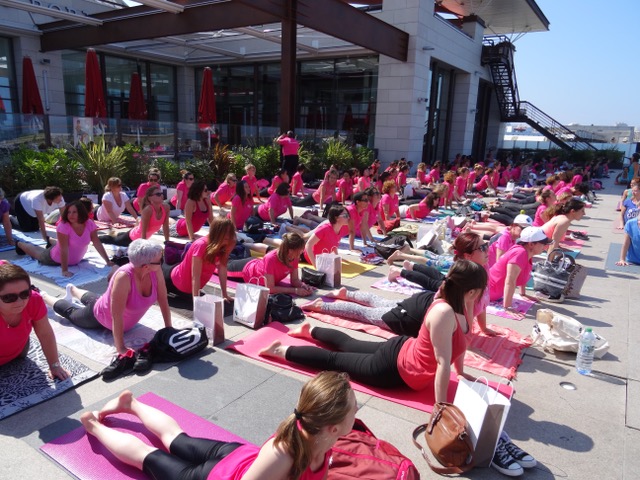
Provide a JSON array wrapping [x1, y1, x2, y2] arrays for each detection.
[[266, 293, 305, 324], [244, 216, 264, 234], [229, 242, 250, 261], [374, 235, 413, 260], [110, 253, 129, 266], [301, 267, 326, 287], [148, 326, 208, 362], [164, 241, 192, 266]]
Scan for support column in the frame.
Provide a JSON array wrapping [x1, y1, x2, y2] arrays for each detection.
[[280, 0, 297, 131]]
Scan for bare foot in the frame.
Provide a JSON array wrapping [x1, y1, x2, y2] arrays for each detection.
[[98, 390, 134, 421], [388, 266, 402, 282], [301, 298, 324, 312], [80, 411, 102, 435], [325, 287, 348, 300], [386, 249, 403, 265], [259, 340, 288, 359], [402, 260, 413, 271], [288, 322, 314, 340]]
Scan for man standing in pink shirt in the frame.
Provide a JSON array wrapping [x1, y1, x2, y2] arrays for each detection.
[[276, 130, 300, 179]]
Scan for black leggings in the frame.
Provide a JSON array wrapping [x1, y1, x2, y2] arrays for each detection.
[[12, 193, 39, 232], [285, 328, 408, 388], [53, 292, 102, 329], [142, 433, 243, 480], [290, 194, 315, 207], [161, 263, 192, 299], [98, 230, 133, 247], [226, 257, 252, 280], [400, 264, 444, 292]]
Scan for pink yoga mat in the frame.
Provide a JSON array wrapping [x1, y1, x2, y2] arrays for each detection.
[[486, 294, 535, 321], [41, 393, 249, 480], [226, 322, 513, 413], [304, 309, 396, 339]]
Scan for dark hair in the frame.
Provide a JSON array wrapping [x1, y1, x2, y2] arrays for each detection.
[[0, 261, 31, 292], [441, 260, 487, 314], [274, 372, 352, 480], [235, 180, 249, 204], [79, 197, 94, 218], [276, 182, 290, 196], [277, 232, 305, 267], [452, 232, 483, 261], [140, 185, 161, 210], [62, 200, 89, 224], [327, 204, 346, 224], [43, 186, 63, 201], [205, 217, 236, 264], [352, 191, 367, 203], [187, 180, 207, 201], [276, 168, 289, 180], [182, 170, 193, 180], [421, 192, 439, 210], [297, 164, 306, 173], [559, 198, 585, 215]]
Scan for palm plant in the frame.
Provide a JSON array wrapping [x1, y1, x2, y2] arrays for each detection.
[[69, 137, 126, 193]]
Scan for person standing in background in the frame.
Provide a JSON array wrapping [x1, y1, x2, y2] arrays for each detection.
[[276, 130, 300, 179]]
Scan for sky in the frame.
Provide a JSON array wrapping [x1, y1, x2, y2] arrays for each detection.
[[511, 0, 640, 128]]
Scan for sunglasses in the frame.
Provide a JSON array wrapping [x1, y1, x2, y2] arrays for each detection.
[[151, 192, 164, 197], [475, 243, 489, 253], [186, 177, 194, 181], [149, 177, 160, 181], [339, 213, 350, 218], [0, 288, 31, 303], [358, 198, 370, 203], [148, 253, 164, 266]]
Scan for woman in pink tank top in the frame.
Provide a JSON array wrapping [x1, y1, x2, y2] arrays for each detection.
[[171, 180, 214, 240], [79, 372, 356, 480]]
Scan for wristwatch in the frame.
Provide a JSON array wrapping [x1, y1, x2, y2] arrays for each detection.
[[50, 362, 61, 368]]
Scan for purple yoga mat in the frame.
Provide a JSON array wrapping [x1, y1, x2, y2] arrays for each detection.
[[40, 393, 250, 480]]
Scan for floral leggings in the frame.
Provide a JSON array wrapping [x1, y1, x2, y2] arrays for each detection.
[[317, 291, 398, 329]]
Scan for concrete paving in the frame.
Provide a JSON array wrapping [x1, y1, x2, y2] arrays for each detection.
[[1, 171, 637, 479]]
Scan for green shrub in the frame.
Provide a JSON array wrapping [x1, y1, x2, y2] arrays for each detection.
[[120, 144, 150, 189], [9, 147, 84, 194], [250, 145, 281, 179], [154, 157, 182, 186]]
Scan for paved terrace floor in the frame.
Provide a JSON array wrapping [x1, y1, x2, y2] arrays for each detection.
[[0, 172, 638, 479]]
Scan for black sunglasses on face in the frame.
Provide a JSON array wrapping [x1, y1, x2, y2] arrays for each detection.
[[0, 288, 31, 303]]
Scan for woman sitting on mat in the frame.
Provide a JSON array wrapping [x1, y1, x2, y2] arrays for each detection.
[[227, 232, 314, 296], [16, 201, 114, 278], [96, 177, 139, 225], [99, 185, 170, 247], [164, 218, 236, 302], [489, 226, 550, 309], [541, 199, 586, 254], [228, 180, 255, 231], [0, 261, 69, 380], [257, 182, 294, 225], [170, 171, 194, 212], [170, 180, 213, 241], [80, 371, 356, 480], [211, 173, 237, 209], [41, 239, 172, 361], [261, 260, 485, 403], [132, 168, 161, 212], [11, 186, 65, 241], [304, 205, 351, 267]]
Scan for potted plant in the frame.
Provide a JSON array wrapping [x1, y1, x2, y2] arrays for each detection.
[[69, 137, 126, 199]]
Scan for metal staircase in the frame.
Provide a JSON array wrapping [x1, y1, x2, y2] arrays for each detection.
[[482, 36, 597, 151]]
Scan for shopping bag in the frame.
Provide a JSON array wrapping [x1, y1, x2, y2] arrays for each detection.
[[316, 252, 342, 288], [453, 378, 511, 467], [531, 249, 574, 298], [564, 263, 587, 298], [193, 293, 225, 345], [233, 282, 270, 329]]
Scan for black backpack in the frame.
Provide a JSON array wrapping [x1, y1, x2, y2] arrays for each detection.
[[265, 294, 305, 324], [148, 326, 208, 362], [374, 235, 413, 260]]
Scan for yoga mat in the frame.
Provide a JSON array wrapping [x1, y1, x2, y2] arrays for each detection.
[[41, 392, 250, 480], [0, 338, 98, 420], [227, 322, 513, 413], [486, 294, 535, 321], [48, 306, 193, 366], [299, 259, 377, 279], [303, 309, 396, 340], [464, 323, 532, 380], [371, 278, 424, 296], [605, 243, 640, 273]]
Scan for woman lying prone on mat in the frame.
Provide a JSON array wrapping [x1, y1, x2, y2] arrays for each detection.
[[227, 232, 314, 296], [16, 200, 114, 278], [41, 239, 172, 356], [0, 261, 69, 379], [260, 260, 485, 404], [80, 371, 356, 480]]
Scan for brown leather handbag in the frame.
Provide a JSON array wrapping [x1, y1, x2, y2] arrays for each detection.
[[412, 402, 474, 474]]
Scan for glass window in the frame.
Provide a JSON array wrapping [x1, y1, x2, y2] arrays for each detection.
[[149, 63, 176, 122], [61, 50, 86, 118], [0, 37, 16, 116]]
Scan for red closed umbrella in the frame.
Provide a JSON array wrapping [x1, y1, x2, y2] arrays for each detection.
[[128, 72, 147, 121], [197, 67, 216, 128], [84, 49, 106, 118], [21, 57, 44, 115]]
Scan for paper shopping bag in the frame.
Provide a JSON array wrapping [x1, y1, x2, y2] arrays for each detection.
[[233, 283, 270, 329], [193, 294, 225, 345], [453, 378, 511, 467], [316, 252, 341, 287]]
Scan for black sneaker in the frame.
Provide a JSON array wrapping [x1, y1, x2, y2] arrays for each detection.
[[133, 345, 153, 374], [503, 438, 537, 469], [491, 439, 524, 477], [101, 349, 136, 380]]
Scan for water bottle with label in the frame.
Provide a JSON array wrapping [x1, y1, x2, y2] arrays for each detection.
[[576, 327, 596, 375]]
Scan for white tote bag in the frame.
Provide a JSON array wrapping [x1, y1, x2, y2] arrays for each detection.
[[193, 293, 225, 345], [316, 252, 341, 287], [453, 378, 511, 467], [233, 282, 270, 329]]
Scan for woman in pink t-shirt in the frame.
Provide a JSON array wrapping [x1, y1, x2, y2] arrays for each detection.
[[242, 163, 263, 203], [455, 167, 469, 198], [312, 170, 339, 206], [171, 180, 214, 240], [304, 205, 351, 267], [428, 162, 442, 183], [406, 192, 439, 220], [489, 226, 550, 309], [290, 164, 306, 197], [347, 191, 374, 246], [79, 372, 356, 480], [43, 239, 172, 357], [16, 200, 113, 277], [533, 189, 556, 226], [541, 199, 586, 254], [258, 183, 294, 223], [335, 170, 353, 203], [0, 261, 69, 379], [355, 167, 372, 193], [261, 261, 486, 405], [211, 173, 237, 208], [266, 169, 289, 197], [170, 171, 194, 211], [228, 180, 254, 230], [227, 233, 314, 296], [133, 168, 161, 212], [487, 214, 532, 268], [165, 218, 236, 301], [416, 163, 429, 185], [379, 180, 400, 233]]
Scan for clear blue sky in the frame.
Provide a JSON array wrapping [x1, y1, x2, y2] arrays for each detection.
[[513, 0, 640, 128]]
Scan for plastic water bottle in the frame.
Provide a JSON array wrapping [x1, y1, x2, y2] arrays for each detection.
[[445, 228, 452, 242], [576, 328, 596, 375]]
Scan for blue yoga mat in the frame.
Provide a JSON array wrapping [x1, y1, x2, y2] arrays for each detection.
[[605, 243, 640, 274]]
